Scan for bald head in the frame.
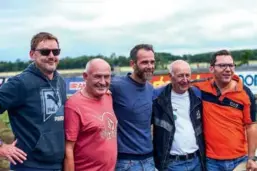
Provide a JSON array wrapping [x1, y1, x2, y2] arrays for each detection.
[[84, 58, 111, 74], [83, 58, 111, 99], [169, 60, 191, 76]]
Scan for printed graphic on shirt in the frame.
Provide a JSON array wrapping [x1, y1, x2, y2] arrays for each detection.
[[173, 108, 178, 120], [40, 88, 62, 122], [91, 112, 117, 140]]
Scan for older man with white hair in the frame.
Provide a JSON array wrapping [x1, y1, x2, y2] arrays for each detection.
[[152, 60, 206, 171]]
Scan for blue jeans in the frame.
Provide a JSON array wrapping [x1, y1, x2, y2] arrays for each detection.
[[115, 157, 155, 171], [11, 168, 61, 171], [206, 156, 247, 171], [165, 156, 202, 171]]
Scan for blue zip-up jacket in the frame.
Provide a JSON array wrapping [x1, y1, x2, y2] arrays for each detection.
[[152, 84, 206, 171], [0, 63, 66, 169]]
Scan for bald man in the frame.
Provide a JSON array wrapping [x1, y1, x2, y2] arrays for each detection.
[[64, 58, 118, 171], [152, 60, 206, 171]]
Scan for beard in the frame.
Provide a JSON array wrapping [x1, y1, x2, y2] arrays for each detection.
[[134, 65, 154, 81]]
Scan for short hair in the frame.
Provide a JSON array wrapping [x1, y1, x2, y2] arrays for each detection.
[[84, 58, 109, 73], [30, 32, 59, 50], [210, 49, 232, 66], [130, 44, 154, 61], [168, 60, 191, 76]]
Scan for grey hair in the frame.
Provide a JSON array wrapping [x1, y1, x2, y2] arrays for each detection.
[[168, 60, 191, 76], [84, 60, 92, 73], [84, 58, 107, 73], [168, 63, 175, 76]]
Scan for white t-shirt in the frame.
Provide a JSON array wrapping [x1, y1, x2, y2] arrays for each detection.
[[170, 90, 199, 155]]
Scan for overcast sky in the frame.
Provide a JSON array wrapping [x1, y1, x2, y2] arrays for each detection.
[[0, 0, 256, 62]]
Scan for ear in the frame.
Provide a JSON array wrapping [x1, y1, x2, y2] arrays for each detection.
[[209, 66, 214, 73], [83, 72, 88, 81], [130, 60, 135, 68], [29, 50, 35, 61], [169, 73, 172, 79]]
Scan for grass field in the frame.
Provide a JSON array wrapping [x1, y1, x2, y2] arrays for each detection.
[[0, 111, 13, 170]]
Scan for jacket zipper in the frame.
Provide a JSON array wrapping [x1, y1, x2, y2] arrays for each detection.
[[190, 102, 205, 170]]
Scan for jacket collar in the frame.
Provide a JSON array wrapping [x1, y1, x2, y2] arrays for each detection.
[[155, 84, 201, 122]]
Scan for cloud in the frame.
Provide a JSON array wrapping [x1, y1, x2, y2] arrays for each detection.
[[0, 0, 257, 61]]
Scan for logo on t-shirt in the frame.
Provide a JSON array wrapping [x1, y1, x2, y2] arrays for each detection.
[[99, 112, 117, 140], [40, 88, 62, 122]]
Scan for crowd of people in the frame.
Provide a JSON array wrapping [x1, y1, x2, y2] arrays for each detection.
[[0, 32, 256, 171]]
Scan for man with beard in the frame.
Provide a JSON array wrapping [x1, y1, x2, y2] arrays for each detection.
[[0, 32, 66, 170], [110, 44, 156, 171], [152, 60, 205, 171], [64, 58, 117, 171], [193, 50, 257, 171]]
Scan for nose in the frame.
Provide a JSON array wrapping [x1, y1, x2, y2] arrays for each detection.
[[181, 75, 188, 81], [224, 66, 232, 72], [147, 62, 154, 68], [48, 51, 55, 58], [99, 77, 106, 84]]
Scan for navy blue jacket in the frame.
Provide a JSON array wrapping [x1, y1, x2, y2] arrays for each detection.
[[0, 63, 66, 169], [152, 84, 206, 171]]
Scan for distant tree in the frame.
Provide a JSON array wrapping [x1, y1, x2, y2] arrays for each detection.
[[1, 49, 257, 72], [237, 50, 253, 66]]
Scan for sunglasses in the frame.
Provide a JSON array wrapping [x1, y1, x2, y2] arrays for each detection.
[[34, 49, 61, 56]]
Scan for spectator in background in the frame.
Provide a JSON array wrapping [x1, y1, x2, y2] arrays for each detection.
[[193, 49, 257, 171], [0, 32, 67, 171], [64, 58, 117, 171]]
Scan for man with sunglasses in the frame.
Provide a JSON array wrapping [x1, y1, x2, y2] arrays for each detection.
[[193, 49, 257, 171], [0, 32, 66, 171]]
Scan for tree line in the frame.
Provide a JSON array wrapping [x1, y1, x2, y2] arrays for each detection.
[[0, 49, 256, 72]]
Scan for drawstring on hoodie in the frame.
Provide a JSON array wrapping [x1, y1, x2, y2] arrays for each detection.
[[46, 78, 60, 108]]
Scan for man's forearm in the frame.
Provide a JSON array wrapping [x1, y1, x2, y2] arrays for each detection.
[[64, 157, 75, 171], [64, 149, 75, 171], [246, 124, 257, 158]]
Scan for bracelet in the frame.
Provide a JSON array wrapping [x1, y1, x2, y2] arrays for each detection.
[[248, 156, 257, 161]]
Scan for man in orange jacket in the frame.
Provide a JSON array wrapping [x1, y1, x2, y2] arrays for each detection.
[[193, 49, 257, 171]]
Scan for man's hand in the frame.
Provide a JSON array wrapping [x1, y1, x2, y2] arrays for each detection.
[[0, 140, 27, 165], [246, 159, 257, 171]]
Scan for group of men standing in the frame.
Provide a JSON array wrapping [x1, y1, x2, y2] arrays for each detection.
[[0, 32, 256, 171]]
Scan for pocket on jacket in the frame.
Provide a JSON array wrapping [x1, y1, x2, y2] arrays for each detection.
[[31, 130, 65, 163]]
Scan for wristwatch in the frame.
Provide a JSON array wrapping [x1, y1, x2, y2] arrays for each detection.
[[248, 156, 257, 161]]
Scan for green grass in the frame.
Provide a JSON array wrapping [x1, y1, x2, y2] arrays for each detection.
[[0, 111, 12, 170], [0, 111, 10, 126]]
